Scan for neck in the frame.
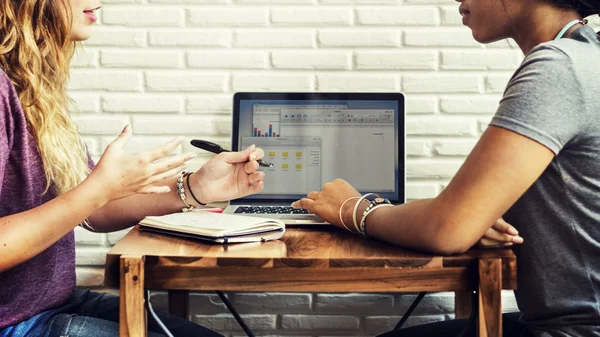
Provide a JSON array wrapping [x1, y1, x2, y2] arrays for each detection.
[[511, 6, 582, 54]]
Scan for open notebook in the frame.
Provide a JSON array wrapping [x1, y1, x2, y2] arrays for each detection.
[[139, 211, 285, 244]]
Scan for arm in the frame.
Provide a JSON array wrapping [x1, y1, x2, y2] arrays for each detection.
[[0, 126, 191, 272], [87, 145, 266, 233], [357, 126, 553, 254]]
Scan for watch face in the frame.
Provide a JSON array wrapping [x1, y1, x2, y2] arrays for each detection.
[[374, 197, 386, 203]]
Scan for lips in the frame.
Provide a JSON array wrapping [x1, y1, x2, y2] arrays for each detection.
[[459, 7, 470, 16]]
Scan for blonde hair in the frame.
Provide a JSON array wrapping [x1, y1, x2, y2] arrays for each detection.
[[0, 0, 90, 195]]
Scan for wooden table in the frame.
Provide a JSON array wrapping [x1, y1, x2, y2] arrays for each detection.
[[104, 226, 516, 337]]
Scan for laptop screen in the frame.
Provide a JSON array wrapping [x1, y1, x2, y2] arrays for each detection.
[[232, 93, 405, 204]]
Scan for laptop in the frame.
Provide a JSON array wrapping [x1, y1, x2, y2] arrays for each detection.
[[223, 92, 406, 225]]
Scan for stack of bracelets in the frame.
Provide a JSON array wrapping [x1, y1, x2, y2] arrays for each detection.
[[339, 193, 393, 236], [176, 171, 206, 212]]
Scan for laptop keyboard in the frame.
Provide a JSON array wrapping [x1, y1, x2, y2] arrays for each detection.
[[234, 206, 310, 215]]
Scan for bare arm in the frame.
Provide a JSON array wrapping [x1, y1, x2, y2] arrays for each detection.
[[0, 178, 109, 273], [87, 145, 267, 233], [294, 126, 554, 254], [0, 127, 191, 272], [86, 176, 185, 233]]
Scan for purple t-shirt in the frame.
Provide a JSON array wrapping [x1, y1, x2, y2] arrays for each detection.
[[0, 70, 79, 328]]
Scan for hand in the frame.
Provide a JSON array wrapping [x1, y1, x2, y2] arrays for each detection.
[[89, 125, 196, 202], [292, 178, 361, 228], [191, 145, 265, 204], [477, 218, 524, 248]]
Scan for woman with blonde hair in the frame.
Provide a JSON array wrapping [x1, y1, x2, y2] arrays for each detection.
[[0, 1, 265, 336]]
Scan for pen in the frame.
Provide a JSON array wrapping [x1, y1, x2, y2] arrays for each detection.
[[190, 139, 274, 168]]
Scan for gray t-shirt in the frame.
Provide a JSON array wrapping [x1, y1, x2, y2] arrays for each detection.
[[490, 26, 600, 336]]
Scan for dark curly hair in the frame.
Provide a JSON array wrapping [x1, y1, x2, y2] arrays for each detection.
[[549, 0, 600, 17]]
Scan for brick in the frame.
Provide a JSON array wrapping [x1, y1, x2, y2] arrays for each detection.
[[271, 8, 352, 25], [192, 314, 276, 331], [406, 140, 433, 157], [75, 247, 109, 266], [149, 30, 231, 47], [407, 116, 475, 136], [272, 51, 351, 69], [281, 315, 360, 330], [71, 48, 98, 68], [441, 50, 522, 70], [101, 50, 182, 68], [315, 294, 393, 314], [102, 95, 182, 113], [69, 71, 143, 92], [233, 293, 312, 311], [233, 74, 313, 91], [486, 74, 513, 93], [131, 116, 220, 135], [357, 7, 439, 26], [440, 96, 501, 114], [145, 72, 227, 92], [234, 30, 314, 48], [100, 135, 185, 154], [188, 8, 268, 26], [355, 51, 437, 70], [188, 51, 268, 69], [85, 28, 146, 47], [364, 314, 449, 331], [319, 30, 400, 47], [406, 96, 438, 114], [186, 95, 233, 114], [102, 7, 183, 27], [69, 94, 101, 113], [317, 75, 397, 92], [396, 292, 455, 314], [76, 267, 105, 287], [404, 28, 482, 47], [72, 115, 131, 135], [74, 226, 106, 246], [402, 75, 481, 93]]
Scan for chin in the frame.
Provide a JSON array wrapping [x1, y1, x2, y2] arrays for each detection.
[[471, 30, 504, 45], [70, 28, 93, 42]]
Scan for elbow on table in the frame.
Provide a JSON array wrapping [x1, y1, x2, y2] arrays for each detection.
[[427, 222, 478, 256]]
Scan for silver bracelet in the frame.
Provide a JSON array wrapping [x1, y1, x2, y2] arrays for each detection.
[[177, 171, 195, 212]]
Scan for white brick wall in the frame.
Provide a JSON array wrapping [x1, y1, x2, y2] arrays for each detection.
[[70, 1, 600, 336]]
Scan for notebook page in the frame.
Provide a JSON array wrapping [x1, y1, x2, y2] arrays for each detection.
[[142, 211, 282, 233]]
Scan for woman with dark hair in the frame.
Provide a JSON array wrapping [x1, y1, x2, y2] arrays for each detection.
[[0, 1, 266, 336], [293, 0, 600, 336]]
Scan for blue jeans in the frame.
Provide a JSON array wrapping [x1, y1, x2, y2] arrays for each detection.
[[1, 290, 223, 337]]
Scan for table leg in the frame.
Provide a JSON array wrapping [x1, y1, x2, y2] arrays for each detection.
[[455, 291, 473, 319], [120, 255, 147, 337], [478, 258, 502, 337], [168, 290, 189, 319]]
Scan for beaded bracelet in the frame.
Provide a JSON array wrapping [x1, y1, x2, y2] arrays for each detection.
[[360, 203, 393, 236], [177, 171, 195, 212], [352, 193, 376, 233], [185, 171, 206, 206]]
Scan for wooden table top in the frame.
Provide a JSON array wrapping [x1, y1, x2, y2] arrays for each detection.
[[104, 226, 516, 293]]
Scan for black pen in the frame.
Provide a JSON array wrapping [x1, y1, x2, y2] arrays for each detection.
[[191, 139, 274, 168]]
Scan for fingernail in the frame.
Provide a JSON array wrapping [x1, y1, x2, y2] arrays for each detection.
[[187, 153, 198, 160], [513, 236, 524, 244], [250, 154, 256, 161], [248, 144, 256, 150], [508, 228, 519, 235], [124, 124, 131, 132]]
